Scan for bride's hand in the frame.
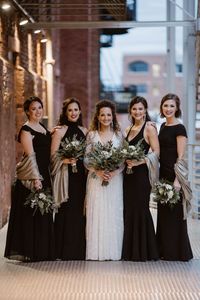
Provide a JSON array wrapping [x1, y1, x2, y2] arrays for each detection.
[[96, 170, 110, 181], [108, 170, 117, 179]]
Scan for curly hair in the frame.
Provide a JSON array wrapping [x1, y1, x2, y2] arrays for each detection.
[[90, 99, 120, 132], [23, 96, 43, 118], [128, 96, 151, 125], [160, 93, 182, 118], [58, 97, 83, 126]]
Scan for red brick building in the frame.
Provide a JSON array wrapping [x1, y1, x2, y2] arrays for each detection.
[[122, 54, 183, 110]]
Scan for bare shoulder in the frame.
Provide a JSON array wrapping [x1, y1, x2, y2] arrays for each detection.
[[145, 121, 157, 134], [146, 121, 157, 130], [86, 130, 96, 141], [20, 129, 32, 140], [79, 126, 88, 136], [52, 125, 67, 138]]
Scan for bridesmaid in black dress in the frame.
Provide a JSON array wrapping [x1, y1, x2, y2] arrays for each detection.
[[122, 96, 159, 261], [51, 97, 87, 260], [4, 96, 54, 262], [156, 93, 193, 261]]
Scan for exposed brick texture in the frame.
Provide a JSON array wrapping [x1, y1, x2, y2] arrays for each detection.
[[0, 12, 48, 228], [0, 59, 15, 228], [52, 29, 100, 127]]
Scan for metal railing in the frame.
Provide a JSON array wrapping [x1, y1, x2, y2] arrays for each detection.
[[187, 143, 200, 219]]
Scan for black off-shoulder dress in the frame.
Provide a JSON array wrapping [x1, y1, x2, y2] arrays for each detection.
[[4, 124, 54, 261]]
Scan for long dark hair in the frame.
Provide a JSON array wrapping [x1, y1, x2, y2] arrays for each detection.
[[160, 93, 182, 118], [23, 96, 43, 118], [90, 99, 120, 132], [58, 97, 83, 126], [128, 96, 151, 125]]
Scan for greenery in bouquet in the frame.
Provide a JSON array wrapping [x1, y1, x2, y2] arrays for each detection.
[[86, 140, 124, 186], [151, 180, 181, 208], [24, 188, 53, 215], [57, 134, 86, 172], [121, 138, 146, 174]]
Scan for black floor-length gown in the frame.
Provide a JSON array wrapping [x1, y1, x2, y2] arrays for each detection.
[[156, 123, 193, 261], [4, 124, 54, 262], [54, 122, 86, 260], [122, 123, 158, 261]]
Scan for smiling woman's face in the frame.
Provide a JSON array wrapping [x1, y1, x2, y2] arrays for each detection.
[[27, 101, 43, 121], [98, 107, 113, 127], [161, 99, 177, 119], [66, 102, 81, 122]]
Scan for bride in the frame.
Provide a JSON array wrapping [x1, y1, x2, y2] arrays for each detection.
[[84, 100, 124, 261]]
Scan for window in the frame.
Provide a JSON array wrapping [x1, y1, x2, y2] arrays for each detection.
[[128, 61, 149, 72], [136, 84, 148, 93], [176, 63, 183, 73], [126, 84, 147, 94]]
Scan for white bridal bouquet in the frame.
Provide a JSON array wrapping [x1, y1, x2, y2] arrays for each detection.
[[24, 188, 53, 215], [57, 134, 86, 173], [121, 139, 146, 174], [151, 180, 181, 208], [86, 140, 124, 186]]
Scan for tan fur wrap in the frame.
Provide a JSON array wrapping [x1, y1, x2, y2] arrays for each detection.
[[16, 152, 43, 190], [145, 152, 159, 187], [51, 153, 69, 207], [174, 159, 192, 220]]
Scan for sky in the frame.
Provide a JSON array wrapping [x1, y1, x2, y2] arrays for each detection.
[[100, 0, 195, 86]]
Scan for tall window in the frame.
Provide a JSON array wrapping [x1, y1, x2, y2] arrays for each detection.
[[127, 84, 147, 94], [176, 63, 183, 73], [128, 61, 149, 72]]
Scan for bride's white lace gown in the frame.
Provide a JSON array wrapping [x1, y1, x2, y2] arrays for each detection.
[[84, 131, 124, 261]]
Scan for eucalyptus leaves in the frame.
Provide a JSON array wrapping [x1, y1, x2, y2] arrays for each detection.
[[24, 188, 53, 215], [152, 180, 181, 208]]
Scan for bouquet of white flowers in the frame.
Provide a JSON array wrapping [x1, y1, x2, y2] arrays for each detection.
[[121, 138, 146, 174], [86, 140, 124, 186], [57, 134, 86, 173], [151, 180, 181, 208], [24, 188, 53, 215]]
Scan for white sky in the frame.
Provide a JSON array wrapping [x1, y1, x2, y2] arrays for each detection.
[[100, 0, 195, 86]]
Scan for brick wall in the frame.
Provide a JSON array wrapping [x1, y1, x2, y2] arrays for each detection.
[[0, 12, 48, 228], [0, 59, 15, 228], [53, 29, 100, 127]]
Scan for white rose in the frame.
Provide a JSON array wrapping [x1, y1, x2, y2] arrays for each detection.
[[71, 141, 79, 146], [129, 146, 136, 150], [168, 190, 174, 199], [39, 193, 46, 200], [165, 184, 172, 190], [159, 188, 164, 195], [121, 149, 128, 154], [102, 151, 112, 158]]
